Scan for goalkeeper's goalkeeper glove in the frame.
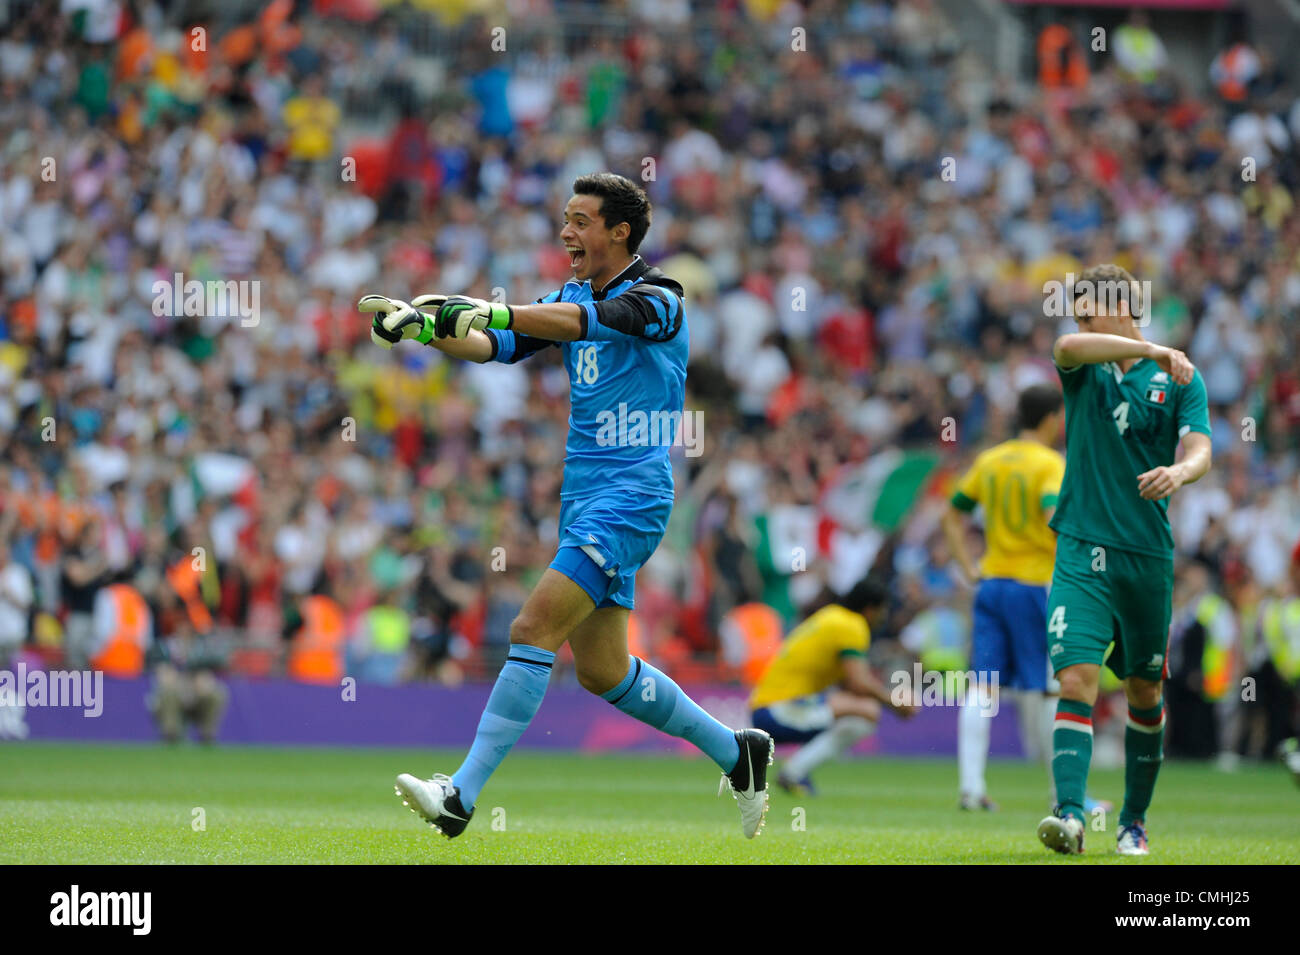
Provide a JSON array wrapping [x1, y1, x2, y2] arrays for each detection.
[[433, 295, 514, 339], [357, 294, 443, 348]]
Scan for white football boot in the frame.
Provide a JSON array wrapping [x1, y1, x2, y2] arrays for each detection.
[[1037, 811, 1085, 855], [395, 772, 474, 838], [1116, 822, 1150, 856], [718, 729, 775, 838]]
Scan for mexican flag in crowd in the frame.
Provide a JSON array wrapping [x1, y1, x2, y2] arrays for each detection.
[[756, 449, 943, 621], [819, 449, 943, 534]]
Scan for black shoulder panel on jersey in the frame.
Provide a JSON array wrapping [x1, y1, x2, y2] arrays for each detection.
[[502, 332, 560, 364], [638, 267, 685, 298], [591, 268, 685, 342]]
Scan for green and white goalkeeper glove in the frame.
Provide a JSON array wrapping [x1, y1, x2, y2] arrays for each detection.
[[433, 296, 514, 339], [357, 294, 443, 349]]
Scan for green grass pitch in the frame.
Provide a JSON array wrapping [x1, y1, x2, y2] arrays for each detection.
[[1, 742, 1296, 864]]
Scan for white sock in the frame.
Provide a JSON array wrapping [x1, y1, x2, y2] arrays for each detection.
[[958, 684, 992, 797], [1010, 691, 1032, 761], [1013, 689, 1043, 762], [782, 716, 875, 780], [1042, 693, 1058, 803], [1009, 690, 1059, 803]]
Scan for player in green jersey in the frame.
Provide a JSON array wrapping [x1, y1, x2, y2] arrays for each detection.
[[1036, 264, 1213, 856]]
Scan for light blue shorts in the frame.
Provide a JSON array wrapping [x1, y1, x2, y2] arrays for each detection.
[[549, 490, 673, 610]]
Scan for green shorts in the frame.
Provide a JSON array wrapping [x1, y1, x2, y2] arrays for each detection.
[[1046, 533, 1173, 683]]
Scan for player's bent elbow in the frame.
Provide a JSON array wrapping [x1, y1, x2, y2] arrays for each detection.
[[1052, 336, 1079, 367]]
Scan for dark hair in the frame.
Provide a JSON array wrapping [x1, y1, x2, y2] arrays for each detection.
[[572, 173, 652, 254], [840, 576, 890, 615], [1017, 383, 1063, 431], [1072, 263, 1144, 318]]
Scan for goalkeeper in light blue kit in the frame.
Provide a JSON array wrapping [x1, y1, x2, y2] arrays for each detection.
[[359, 173, 774, 839]]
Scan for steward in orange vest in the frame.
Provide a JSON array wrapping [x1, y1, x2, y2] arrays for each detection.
[[91, 583, 151, 678], [1038, 24, 1089, 90], [286, 594, 346, 685]]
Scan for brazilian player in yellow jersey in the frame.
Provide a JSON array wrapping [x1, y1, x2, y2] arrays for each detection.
[[1036, 264, 1212, 857], [941, 384, 1065, 812], [749, 577, 917, 795]]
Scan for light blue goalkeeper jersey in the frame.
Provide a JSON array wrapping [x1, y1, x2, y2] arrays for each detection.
[[484, 255, 688, 502]]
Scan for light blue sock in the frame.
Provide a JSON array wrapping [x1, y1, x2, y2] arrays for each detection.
[[601, 657, 740, 772], [452, 644, 554, 809]]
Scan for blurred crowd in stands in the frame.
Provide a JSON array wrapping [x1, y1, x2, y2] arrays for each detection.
[[0, 0, 1297, 757]]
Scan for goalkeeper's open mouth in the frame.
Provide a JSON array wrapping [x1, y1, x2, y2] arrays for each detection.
[[566, 246, 586, 271]]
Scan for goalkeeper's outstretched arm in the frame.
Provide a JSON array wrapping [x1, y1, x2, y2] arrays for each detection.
[[423, 301, 586, 362], [360, 293, 497, 362], [425, 330, 495, 363], [429, 277, 684, 348], [377, 281, 675, 361], [508, 302, 585, 341]]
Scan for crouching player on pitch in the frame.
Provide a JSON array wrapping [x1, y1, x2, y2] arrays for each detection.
[[1037, 264, 1212, 856], [748, 577, 916, 795], [358, 173, 774, 840]]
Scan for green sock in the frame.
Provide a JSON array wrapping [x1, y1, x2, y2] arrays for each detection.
[[1120, 700, 1165, 827], [1052, 699, 1093, 824]]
